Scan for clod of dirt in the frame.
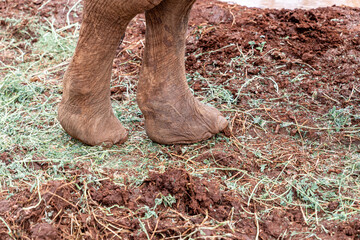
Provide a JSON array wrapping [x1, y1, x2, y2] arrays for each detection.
[[30, 223, 58, 240], [91, 168, 244, 221], [0, 152, 12, 165], [0, 200, 11, 214]]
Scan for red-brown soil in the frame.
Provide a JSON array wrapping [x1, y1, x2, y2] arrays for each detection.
[[1, 165, 359, 239], [1, 0, 360, 239]]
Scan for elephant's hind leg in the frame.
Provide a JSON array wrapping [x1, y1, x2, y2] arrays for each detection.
[[137, 0, 228, 144], [58, 0, 162, 146]]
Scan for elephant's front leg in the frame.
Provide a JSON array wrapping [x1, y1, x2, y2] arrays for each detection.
[[58, 0, 162, 146], [137, 0, 228, 144]]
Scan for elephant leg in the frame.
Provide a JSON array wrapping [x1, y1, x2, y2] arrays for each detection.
[[137, 0, 228, 144], [58, 0, 162, 146]]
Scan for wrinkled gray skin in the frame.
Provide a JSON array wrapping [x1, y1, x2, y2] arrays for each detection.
[[58, 0, 228, 146]]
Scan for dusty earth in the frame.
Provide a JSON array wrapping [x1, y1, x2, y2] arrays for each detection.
[[1, 0, 360, 239]]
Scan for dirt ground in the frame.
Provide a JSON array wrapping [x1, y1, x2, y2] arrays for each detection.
[[1, 0, 360, 239]]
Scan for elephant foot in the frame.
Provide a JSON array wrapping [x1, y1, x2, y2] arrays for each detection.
[[139, 93, 228, 145], [58, 102, 128, 146], [138, 0, 228, 144]]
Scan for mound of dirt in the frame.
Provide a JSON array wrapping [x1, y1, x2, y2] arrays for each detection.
[[2, 167, 359, 239], [0, 168, 253, 239], [187, 1, 360, 100]]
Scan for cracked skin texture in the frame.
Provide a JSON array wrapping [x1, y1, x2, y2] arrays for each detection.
[[58, 0, 228, 146]]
